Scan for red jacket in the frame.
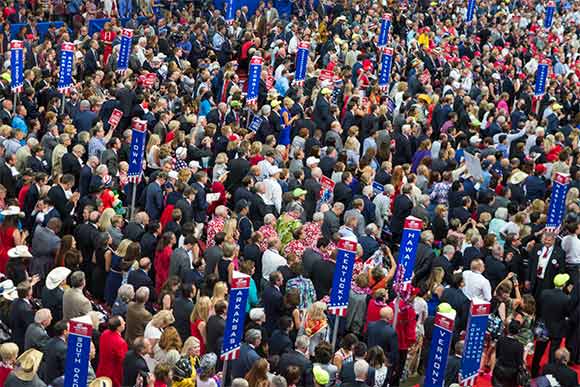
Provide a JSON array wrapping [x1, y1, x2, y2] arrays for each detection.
[[96, 330, 128, 387], [389, 299, 417, 350], [155, 246, 173, 293]]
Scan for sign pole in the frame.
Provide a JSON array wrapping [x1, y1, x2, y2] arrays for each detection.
[[331, 316, 340, 352], [221, 360, 228, 386], [130, 181, 138, 222], [12, 93, 17, 115]]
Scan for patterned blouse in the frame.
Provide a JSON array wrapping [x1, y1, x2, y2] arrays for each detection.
[[206, 216, 225, 248], [257, 224, 278, 252]]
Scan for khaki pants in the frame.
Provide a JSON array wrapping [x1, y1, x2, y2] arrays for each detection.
[[405, 333, 424, 376]]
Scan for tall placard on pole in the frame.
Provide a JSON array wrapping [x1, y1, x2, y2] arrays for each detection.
[[425, 310, 457, 387], [459, 300, 490, 386]]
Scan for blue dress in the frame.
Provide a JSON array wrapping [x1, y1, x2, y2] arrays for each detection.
[[279, 108, 292, 146], [104, 253, 124, 306]]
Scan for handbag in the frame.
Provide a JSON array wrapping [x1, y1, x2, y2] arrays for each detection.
[[533, 319, 549, 342], [516, 364, 531, 387]]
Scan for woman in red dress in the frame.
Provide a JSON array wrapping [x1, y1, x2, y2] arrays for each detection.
[[100, 22, 116, 66], [154, 232, 175, 294], [0, 208, 25, 273], [96, 317, 128, 387], [190, 296, 211, 355]]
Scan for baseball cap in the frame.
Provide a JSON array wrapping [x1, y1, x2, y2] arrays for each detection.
[[313, 366, 329, 385], [292, 188, 308, 198]]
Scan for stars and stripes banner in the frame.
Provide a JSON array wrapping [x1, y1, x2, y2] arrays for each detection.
[[378, 14, 392, 48], [544, 1, 556, 29], [459, 301, 491, 386], [378, 47, 394, 92], [246, 56, 263, 106], [64, 320, 93, 387], [393, 216, 423, 296], [221, 271, 250, 361], [10, 40, 23, 93], [117, 28, 133, 73], [128, 119, 147, 183], [534, 62, 549, 96], [425, 311, 456, 387], [294, 41, 310, 87], [57, 42, 75, 92], [465, 0, 476, 22], [545, 172, 570, 233], [328, 238, 357, 317], [225, 0, 236, 24]]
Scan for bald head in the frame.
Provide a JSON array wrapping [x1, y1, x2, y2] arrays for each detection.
[[379, 306, 393, 321], [139, 257, 151, 270]]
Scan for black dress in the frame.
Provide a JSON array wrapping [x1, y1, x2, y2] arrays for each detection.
[[91, 246, 111, 301]]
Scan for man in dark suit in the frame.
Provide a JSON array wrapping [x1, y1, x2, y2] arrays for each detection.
[[319, 147, 337, 178], [74, 211, 100, 288], [84, 40, 100, 77], [278, 335, 314, 387], [10, 281, 35, 351], [340, 342, 376, 386], [61, 145, 84, 185], [249, 182, 272, 229], [23, 173, 47, 230], [393, 125, 413, 165], [230, 329, 262, 379], [313, 88, 333, 132], [127, 258, 156, 301], [79, 156, 98, 197], [304, 169, 322, 221], [542, 348, 579, 387], [169, 236, 196, 281], [415, 245, 456, 286], [341, 359, 372, 387], [174, 187, 194, 225], [532, 273, 572, 377], [367, 307, 399, 369], [526, 233, 566, 305], [145, 172, 167, 221], [263, 271, 284, 332], [47, 174, 78, 225], [125, 212, 149, 242], [444, 341, 463, 387], [359, 224, 381, 260], [269, 316, 294, 356], [191, 171, 209, 227], [122, 337, 151, 386], [0, 154, 17, 198], [390, 184, 414, 242], [334, 172, 353, 205], [39, 320, 68, 384], [322, 203, 344, 240], [206, 300, 227, 355]]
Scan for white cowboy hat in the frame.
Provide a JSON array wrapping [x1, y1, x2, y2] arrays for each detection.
[[0, 279, 17, 301], [45, 267, 71, 290], [8, 246, 32, 258], [1, 206, 23, 217], [508, 170, 528, 185]]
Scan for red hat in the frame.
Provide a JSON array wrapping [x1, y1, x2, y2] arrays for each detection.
[[25, 34, 34, 40], [411, 287, 421, 297], [518, 72, 527, 80], [474, 36, 481, 43], [535, 164, 546, 174], [474, 51, 481, 57]]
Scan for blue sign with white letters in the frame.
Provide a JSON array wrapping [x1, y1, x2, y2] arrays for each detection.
[[459, 302, 490, 386], [117, 28, 133, 73], [466, 0, 476, 22], [425, 312, 456, 387], [546, 173, 570, 232], [225, 0, 235, 23], [128, 119, 147, 183], [544, 1, 555, 29], [294, 42, 310, 86], [64, 321, 93, 387], [57, 42, 75, 92], [221, 272, 250, 360], [378, 48, 393, 91], [534, 62, 549, 96], [328, 239, 357, 317], [246, 56, 263, 105], [10, 41, 23, 92], [378, 14, 391, 48], [395, 216, 423, 284]]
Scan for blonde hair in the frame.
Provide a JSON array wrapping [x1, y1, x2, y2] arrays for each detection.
[[426, 267, 445, 291], [190, 296, 211, 323], [151, 310, 175, 328], [211, 282, 228, 305], [223, 218, 238, 242], [307, 301, 327, 321], [181, 336, 201, 356], [147, 134, 161, 153], [115, 239, 133, 257], [0, 343, 18, 362], [97, 208, 117, 231]]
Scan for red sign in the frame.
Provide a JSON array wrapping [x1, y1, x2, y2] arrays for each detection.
[[10, 40, 23, 50], [319, 69, 335, 82], [108, 108, 123, 129], [337, 238, 357, 252], [470, 302, 491, 316], [132, 118, 147, 133], [68, 320, 93, 337], [250, 56, 264, 66], [554, 172, 570, 185], [434, 313, 455, 332], [404, 216, 424, 231], [319, 175, 335, 197], [121, 28, 134, 38], [231, 276, 250, 289], [61, 42, 75, 52], [298, 41, 310, 50]]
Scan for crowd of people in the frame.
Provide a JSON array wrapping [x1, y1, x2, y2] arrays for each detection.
[[0, 0, 578, 386]]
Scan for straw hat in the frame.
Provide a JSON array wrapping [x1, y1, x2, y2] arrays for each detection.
[[45, 267, 72, 290], [89, 377, 113, 387], [8, 246, 32, 258], [1, 206, 24, 217], [13, 349, 43, 381], [508, 170, 528, 185], [0, 279, 17, 301]]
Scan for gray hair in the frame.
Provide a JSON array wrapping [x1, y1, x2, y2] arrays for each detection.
[[385, 184, 395, 194], [263, 213, 276, 225], [261, 105, 271, 115], [59, 133, 70, 144], [95, 165, 108, 176], [249, 308, 265, 321], [70, 271, 85, 288], [362, 185, 374, 197], [354, 359, 370, 379], [421, 230, 434, 243], [269, 376, 288, 387], [27, 138, 39, 147], [333, 202, 345, 212], [135, 287, 150, 303], [495, 207, 508, 220], [420, 194, 430, 205], [231, 379, 250, 387], [34, 308, 52, 324], [295, 335, 310, 351], [442, 245, 455, 256], [245, 329, 262, 343], [313, 212, 324, 222], [365, 223, 378, 235], [117, 284, 135, 302]]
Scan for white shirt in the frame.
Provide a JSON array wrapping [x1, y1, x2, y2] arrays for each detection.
[[537, 245, 553, 279], [262, 249, 287, 280], [462, 270, 492, 301], [561, 235, 580, 265], [264, 177, 282, 214], [144, 321, 163, 340]]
